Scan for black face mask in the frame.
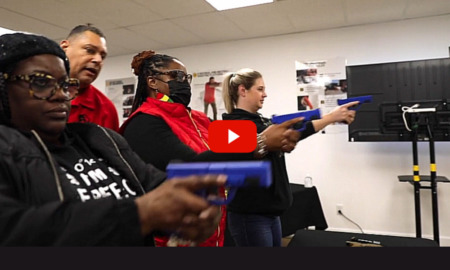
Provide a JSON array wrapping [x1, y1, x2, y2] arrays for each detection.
[[168, 80, 191, 107]]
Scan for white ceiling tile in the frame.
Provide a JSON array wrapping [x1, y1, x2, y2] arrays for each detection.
[[128, 20, 202, 49], [0, 8, 67, 38], [344, 0, 409, 24], [404, 0, 450, 17], [79, 0, 164, 27], [219, 3, 296, 37], [132, 0, 215, 18], [106, 27, 166, 53], [279, 0, 347, 31], [172, 13, 247, 42], [0, 1, 94, 30]]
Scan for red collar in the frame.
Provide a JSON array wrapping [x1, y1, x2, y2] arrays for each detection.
[[71, 85, 97, 110]]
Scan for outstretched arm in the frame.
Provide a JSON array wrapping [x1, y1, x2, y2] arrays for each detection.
[[311, 101, 358, 132]]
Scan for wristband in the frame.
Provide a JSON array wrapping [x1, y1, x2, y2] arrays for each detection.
[[256, 133, 268, 157]]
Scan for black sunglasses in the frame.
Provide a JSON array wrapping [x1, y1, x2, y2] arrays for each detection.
[[153, 70, 193, 84]]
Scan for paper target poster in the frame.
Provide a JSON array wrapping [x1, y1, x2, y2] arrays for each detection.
[[105, 77, 136, 125], [191, 69, 229, 121], [295, 57, 347, 133]]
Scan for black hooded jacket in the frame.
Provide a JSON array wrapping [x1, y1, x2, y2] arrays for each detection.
[[222, 109, 316, 216], [0, 123, 166, 246]]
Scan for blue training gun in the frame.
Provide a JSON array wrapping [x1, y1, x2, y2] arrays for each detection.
[[271, 108, 322, 132], [166, 161, 272, 205], [337, 95, 372, 110]]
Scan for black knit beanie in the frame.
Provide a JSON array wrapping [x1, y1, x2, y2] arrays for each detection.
[[0, 32, 70, 73]]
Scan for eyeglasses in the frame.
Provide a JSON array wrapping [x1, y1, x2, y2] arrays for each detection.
[[153, 70, 193, 84], [4, 73, 79, 101]]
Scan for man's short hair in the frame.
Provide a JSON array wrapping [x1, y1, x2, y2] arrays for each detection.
[[67, 24, 105, 39]]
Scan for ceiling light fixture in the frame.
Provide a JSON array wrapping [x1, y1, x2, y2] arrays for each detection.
[[206, 0, 274, 11]]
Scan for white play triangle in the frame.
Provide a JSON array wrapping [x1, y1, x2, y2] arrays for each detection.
[[228, 129, 240, 144]]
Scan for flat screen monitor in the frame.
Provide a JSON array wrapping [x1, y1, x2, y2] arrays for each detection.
[[345, 57, 450, 142]]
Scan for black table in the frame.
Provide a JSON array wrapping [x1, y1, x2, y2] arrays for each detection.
[[280, 183, 328, 237], [287, 229, 439, 247], [224, 183, 328, 246]]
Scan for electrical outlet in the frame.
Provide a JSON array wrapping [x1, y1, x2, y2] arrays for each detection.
[[336, 204, 343, 214]]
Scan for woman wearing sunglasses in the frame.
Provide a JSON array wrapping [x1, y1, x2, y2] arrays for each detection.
[[0, 33, 226, 246], [120, 50, 303, 247]]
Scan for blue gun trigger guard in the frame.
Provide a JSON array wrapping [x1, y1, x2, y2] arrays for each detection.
[[207, 188, 236, 205], [292, 120, 307, 132], [349, 103, 362, 111]]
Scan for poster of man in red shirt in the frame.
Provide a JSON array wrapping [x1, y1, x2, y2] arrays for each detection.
[[204, 76, 221, 120]]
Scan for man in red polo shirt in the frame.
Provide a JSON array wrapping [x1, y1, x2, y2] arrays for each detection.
[[61, 24, 119, 131], [204, 76, 221, 121]]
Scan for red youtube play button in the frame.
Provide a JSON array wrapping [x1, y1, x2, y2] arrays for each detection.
[[208, 120, 257, 153]]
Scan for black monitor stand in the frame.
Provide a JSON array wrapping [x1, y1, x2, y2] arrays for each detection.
[[397, 111, 449, 245]]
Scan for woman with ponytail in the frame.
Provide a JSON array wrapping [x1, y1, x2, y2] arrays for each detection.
[[221, 68, 358, 247]]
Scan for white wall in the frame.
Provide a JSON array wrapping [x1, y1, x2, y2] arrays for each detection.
[[94, 15, 450, 246]]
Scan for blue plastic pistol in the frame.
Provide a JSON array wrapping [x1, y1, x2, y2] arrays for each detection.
[[337, 95, 372, 110], [166, 161, 272, 205], [271, 108, 321, 131]]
